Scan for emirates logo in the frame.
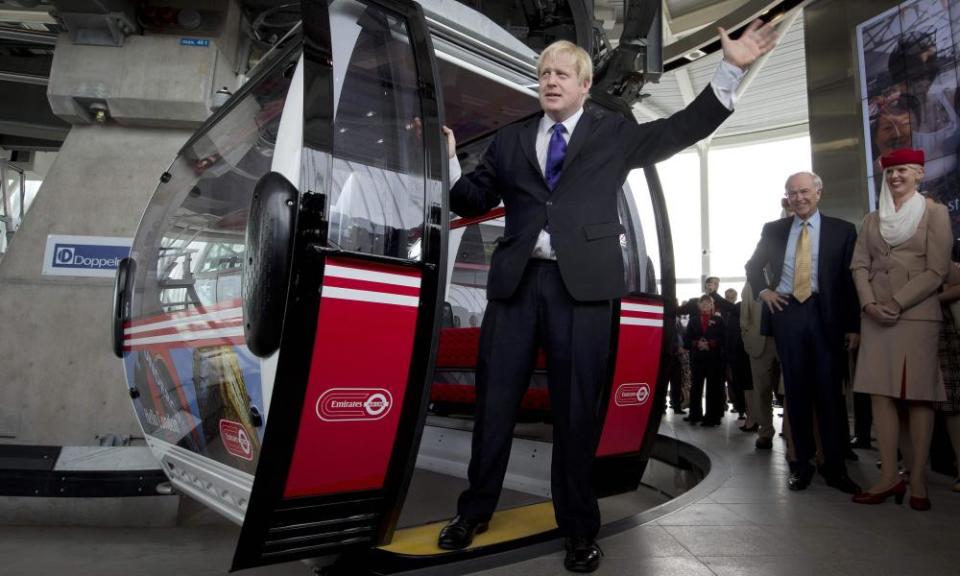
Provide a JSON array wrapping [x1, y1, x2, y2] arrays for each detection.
[[614, 383, 650, 407], [316, 388, 394, 422]]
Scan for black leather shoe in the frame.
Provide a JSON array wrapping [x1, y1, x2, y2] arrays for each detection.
[[564, 537, 602, 573], [683, 415, 701, 423], [824, 474, 862, 495], [755, 437, 773, 450], [788, 468, 814, 491], [437, 516, 489, 550]]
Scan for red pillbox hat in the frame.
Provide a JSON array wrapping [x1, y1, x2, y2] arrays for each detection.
[[880, 148, 925, 168]]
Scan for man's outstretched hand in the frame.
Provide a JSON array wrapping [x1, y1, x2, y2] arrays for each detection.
[[719, 18, 778, 70]]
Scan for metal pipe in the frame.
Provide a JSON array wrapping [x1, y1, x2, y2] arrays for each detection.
[[0, 70, 48, 86], [0, 25, 57, 45]]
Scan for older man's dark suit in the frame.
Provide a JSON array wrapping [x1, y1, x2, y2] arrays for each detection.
[[450, 88, 731, 538], [745, 214, 859, 479]]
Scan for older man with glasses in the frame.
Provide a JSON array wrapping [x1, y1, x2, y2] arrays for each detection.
[[745, 172, 862, 494]]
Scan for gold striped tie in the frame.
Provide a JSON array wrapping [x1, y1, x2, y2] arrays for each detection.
[[794, 221, 812, 303]]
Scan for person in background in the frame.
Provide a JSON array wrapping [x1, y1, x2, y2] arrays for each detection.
[[680, 276, 736, 317], [746, 171, 861, 494], [667, 302, 688, 415], [684, 294, 726, 427], [740, 280, 779, 449], [935, 260, 960, 493], [851, 148, 951, 510], [723, 287, 752, 423]]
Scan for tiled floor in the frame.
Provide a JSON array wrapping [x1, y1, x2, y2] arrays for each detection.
[[2, 411, 957, 576], [470, 411, 960, 576]]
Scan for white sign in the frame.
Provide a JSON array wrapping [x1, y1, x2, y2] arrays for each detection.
[[42, 234, 132, 278]]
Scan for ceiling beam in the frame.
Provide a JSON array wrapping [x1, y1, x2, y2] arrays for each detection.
[[667, 0, 748, 35], [663, 0, 809, 65]]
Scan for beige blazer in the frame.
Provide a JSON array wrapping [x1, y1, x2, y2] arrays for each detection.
[[851, 198, 951, 321], [739, 281, 771, 358]]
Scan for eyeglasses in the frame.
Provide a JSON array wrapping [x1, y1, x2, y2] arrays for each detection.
[[784, 187, 819, 199]]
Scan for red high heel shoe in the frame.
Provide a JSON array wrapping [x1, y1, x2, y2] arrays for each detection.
[[909, 495, 931, 511], [851, 480, 906, 504]]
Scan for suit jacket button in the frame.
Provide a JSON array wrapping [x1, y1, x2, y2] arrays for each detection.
[[546, 200, 553, 206]]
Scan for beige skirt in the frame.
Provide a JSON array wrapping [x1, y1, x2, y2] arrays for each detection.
[[853, 315, 946, 401]]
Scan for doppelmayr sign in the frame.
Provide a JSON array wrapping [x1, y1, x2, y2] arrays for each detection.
[[42, 234, 132, 278]]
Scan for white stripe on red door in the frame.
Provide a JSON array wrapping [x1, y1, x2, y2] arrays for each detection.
[[620, 317, 664, 327], [321, 286, 419, 307], [324, 264, 420, 288], [621, 303, 664, 315]]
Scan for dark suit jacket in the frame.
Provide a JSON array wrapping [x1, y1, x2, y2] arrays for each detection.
[[684, 313, 725, 362], [744, 213, 860, 345], [451, 88, 732, 301]]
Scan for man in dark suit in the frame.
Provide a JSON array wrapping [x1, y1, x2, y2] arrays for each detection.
[[678, 276, 735, 317], [438, 22, 777, 573], [745, 172, 861, 495]]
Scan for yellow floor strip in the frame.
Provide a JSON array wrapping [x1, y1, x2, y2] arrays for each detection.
[[378, 501, 558, 556]]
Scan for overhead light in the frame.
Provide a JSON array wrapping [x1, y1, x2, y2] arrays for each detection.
[[684, 49, 706, 61]]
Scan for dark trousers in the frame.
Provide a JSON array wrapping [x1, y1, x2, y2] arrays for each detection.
[[770, 295, 847, 476], [457, 260, 612, 538], [668, 352, 684, 410], [727, 352, 751, 414], [690, 354, 724, 422]]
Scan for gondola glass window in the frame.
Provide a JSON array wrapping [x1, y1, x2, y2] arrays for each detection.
[[321, 0, 426, 260], [121, 44, 297, 467]]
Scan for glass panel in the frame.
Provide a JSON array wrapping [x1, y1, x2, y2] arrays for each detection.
[[323, 0, 426, 261], [124, 44, 298, 470], [447, 217, 504, 327], [622, 177, 658, 295], [653, 151, 701, 302]]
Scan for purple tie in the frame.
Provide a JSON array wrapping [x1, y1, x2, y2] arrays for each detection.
[[545, 123, 567, 191]]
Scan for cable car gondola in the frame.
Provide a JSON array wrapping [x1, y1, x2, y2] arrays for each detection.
[[112, 0, 677, 572]]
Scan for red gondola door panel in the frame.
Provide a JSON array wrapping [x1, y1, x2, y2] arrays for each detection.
[[596, 299, 663, 457], [285, 259, 422, 497]]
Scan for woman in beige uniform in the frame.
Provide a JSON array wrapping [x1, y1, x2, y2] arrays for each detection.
[[850, 148, 951, 510]]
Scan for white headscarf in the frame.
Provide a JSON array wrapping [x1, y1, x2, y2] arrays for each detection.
[[878, 165, 926, 247]]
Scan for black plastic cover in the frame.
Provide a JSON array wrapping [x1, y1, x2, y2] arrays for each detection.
[[242, 171, 299, 357], [112, 257, 135, 358]]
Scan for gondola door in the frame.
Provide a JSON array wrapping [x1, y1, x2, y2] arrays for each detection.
[[233, 0, 447, 570]]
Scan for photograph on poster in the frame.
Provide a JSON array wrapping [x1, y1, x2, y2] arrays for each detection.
[[857, 0, 960, 236]]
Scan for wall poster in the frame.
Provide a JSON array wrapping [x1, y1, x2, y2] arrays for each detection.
[[857, 0, 960, 242]]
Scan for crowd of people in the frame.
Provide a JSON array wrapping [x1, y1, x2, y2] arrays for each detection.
[[667, 151, 960, 508]]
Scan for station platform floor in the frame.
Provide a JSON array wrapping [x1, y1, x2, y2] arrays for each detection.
[[2, 410, 958, 576]]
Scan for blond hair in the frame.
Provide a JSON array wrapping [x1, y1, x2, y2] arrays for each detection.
[[537, 41, 593, 84]]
